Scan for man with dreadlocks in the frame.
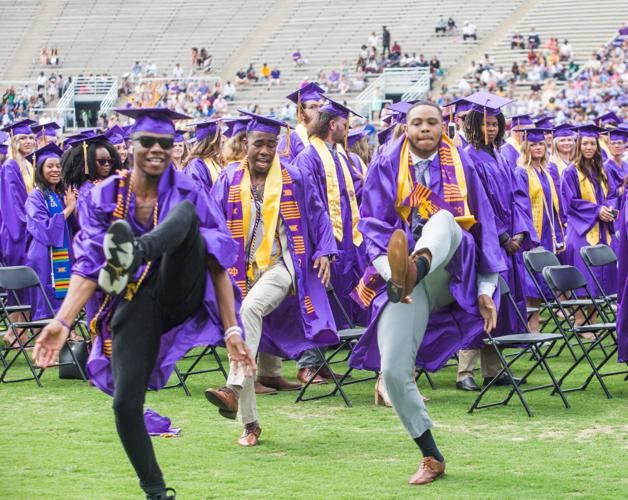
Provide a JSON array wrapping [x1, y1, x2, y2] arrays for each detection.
[[458, 92, 536, 391], [277, 82, 325, 161], [204, 110, 338, 447], [34, 107, 254, 500], [292, 97, 367, 384], [348, 101, 505, 485]]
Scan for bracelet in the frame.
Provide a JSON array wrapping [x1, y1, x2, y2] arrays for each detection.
[[224, 325, 243, 340], [55, 318, 71, 330]]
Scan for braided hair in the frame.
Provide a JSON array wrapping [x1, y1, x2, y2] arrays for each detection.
[[61, 139, 122, 188], [464, 110, 506, 150]]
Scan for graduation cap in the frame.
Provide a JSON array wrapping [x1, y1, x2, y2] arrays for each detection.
[[77, 127, 101, 138], [1, 119, 36, 137], [446, 97, 473, 122], [553, 123, 576, 138], [31, 122, 61, 141], [347, 128, 367, 148], [188, 118, 221, 142], [520, 128, 551, 144], [607, 127, 628, 142], [387, 101, 415, 125], [594, 111, 621, 127], [286, 82, 325, 105], [509, 113, 534, 129], [0, 132, 8, 155], [24, 142, 64, 169], [104, 125, 126, 145], [377, 124, 396, 146], [534, 115, 555, 129], [174, 129, 187, 143], [464, 91, 513, 144], [320, 97, 363, 119], [238, 110, 288, 136], [222, 117, 251, 138], [114, 107, 190, 137], [571, 123, 605, 140]]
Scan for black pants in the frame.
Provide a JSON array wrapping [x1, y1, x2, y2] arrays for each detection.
[[110, 201, 206, 494]]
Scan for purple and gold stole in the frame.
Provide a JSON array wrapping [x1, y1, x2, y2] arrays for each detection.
[[43, 189, 71, 299]]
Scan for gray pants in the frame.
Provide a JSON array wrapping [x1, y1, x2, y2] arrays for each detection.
[[227, 262, 292, 425], [378, 211, 462, 438], [296, 348, 325, 369]]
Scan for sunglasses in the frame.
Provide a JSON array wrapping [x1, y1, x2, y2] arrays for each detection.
[[136, 136, 174, 150], [95, 158, 114, 166]]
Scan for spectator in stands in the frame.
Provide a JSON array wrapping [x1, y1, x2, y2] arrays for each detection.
[[202, 54, 213, 73], [37, 72, 46, 93], [270, 67, 281, 87], [430, 56, 441, 75], [292, 49, 308, 66], [198, 48, 209, 69], [213, 94, 228, 116], [462, 21, 477, 41], [528, 27, 540, 49], [327, 69, 340, 92], [235, 67, 247, 86], [511, 32, 525, 50], [559, 39, 572, 61], [368, 31, 378, 50], [172, 63, 184, 79], [191, 47, 198, 68], [246, 64, 259, 83], [40, 48, 49, 65], [382, 26, 391, 56], [50, 48, 59, 66], [483, 53, 494, 68], [223, 81, 236, 101], [352, 66, 366, 90], [417, 54, 429, 67], [130, 61, 142, 81], [260, 63, 271, 82], [144, 60, 157, 78], [447, 17, 456, 32], [391, 41, 401, 56], [435, 15, 447, 36]]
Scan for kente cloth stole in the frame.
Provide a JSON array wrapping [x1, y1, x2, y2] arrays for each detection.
[[295, 123, 310, 148], [577, 168, 610, 245], [396, 135, 477, 231], [225, 157, 315, 321], [310, 137, 362, 246], [527, 165, 564, 252], [204, 158, 222, 184], [43, 189, 71, 299]]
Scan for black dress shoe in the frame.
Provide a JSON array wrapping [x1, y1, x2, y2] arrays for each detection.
[[483, 373, 525, 387], [456, 377, 481, 391]]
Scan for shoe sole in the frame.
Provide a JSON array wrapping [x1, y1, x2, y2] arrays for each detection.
[[387, 229, 409, 302], [205, 390, 237, 420], [98, 221, 135, 295]]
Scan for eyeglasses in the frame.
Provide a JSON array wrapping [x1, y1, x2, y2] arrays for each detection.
[[136, 136, 174, 150], [95, 158, 114, 166]]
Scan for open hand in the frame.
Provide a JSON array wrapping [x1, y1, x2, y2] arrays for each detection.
[[33, 320, 70, 368], [225, 333, 256, 378], [478, 294, 497, 333], [314, 256, 331, 287]]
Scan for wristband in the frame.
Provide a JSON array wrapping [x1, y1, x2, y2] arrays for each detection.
[[55, 318, 71, 330], [224, 325, 243, 340]]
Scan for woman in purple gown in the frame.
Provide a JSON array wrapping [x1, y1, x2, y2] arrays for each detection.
[[24, 144, 76, 320], [603, 128, 627, 210], [515, 130, 565, 331], [560, 125, 618, 326], [183, 119, 223, 190]]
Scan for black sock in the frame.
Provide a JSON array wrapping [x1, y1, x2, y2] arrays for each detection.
[[414, 256, 430, 285], [414, 429, 444, 462]]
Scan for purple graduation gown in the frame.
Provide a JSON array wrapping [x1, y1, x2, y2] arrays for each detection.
[[500, 141, 520, 169], [294, 144, 368, 328], [183, 157, 215, 191], [560, 164, 618, 295], [73, 165, 242, 395], [349, 135, 507, 372], [465, 145, 536, 335], [516, 166, 564, 298], [604, 158, 627, 209], [616, 201, 627, 362], [25, 189, 74, 320], [277, 130, 306, 162], [211, 160, 340, 358]]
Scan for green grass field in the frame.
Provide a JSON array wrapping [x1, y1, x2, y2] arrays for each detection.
[[1, 344, 627, 499]]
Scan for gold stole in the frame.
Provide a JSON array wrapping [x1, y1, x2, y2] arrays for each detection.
[[310, 137, 362, 246], [527, 165, 563, 251], [240, 155, 283, 280], [295, 123, 310, 148], [599, 140, 612, 160], [203, 158, 222, 183], [577, 169, 609, 245], [395, 135, 476, 230]]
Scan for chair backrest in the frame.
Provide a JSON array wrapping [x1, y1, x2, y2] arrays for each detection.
[[498, 275, 510, 295], [542, 265, 587, 293], [0, 266, 41, 291], [524, 248, 560, 274], [497, 275, 528, 333], [580, 244, 617, 267]]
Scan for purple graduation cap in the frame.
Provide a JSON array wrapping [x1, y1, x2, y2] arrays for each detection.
[[62, 133, 88, 150], [520, 128, 551, 144], [103, 125, 126, 145], [382, 113, 395, 126], [143, 408, 181, 437], [447, 97, 473, 121], [1, 118, 36, 137], [320, 97, 363, 119], [239, 109, 288, 136], [114, 107, 190, 137], [173, 129, 186, 143], [187, 118, 221, 142], [222, 117, 251, 138], [24, 142, 64, 168], [607, 127, 628, 141], [571, 123, 605, 139], [77, 127, 101, 138], [534, 114, 555, 129], [347, 128, 367, 148], [387, 101, 414, 124], [553, 123, 576, 138], [595, 111, 621, 127], [377, 124, 396, 146], [0, 131, 8, 154], [286, 82, 325, 105], [509, 113, 534, 129], [31, 121, 61, 140], [464, 91, 513, 143]]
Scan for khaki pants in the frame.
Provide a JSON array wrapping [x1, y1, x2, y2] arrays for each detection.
[[257, 352, 282, 377], [456, 347, 502, 381], [226, 262, 292, 425]]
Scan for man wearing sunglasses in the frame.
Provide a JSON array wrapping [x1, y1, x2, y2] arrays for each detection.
[[33, 107, 255, 500]]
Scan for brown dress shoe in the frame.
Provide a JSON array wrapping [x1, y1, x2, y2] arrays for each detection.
[[318, 364, 351, 381], [297, 367, 328, 385], [408, 457, 446, 485], [238, 423, 262, 447], [204, 386, 238, 420], [254, 380, 278, 395], [257, 376, 302, 391], [387, 229, 417, 303]]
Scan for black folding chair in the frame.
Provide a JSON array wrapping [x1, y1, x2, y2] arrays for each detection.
[[295, 285, 377, 407], [0, 266, 88, 385], [468, 276, 569, 417], [162, 345, 228, 396], [580, 244, 618, 319], [543, 265, 627, 399]]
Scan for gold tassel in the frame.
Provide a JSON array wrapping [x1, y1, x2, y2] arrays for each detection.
[[483, 109, 488, 145], [282, 123, 291, 157], [297, 92, 302, 123], [82, 140, 89, 175]]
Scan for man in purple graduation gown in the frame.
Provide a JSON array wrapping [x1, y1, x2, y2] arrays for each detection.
[[277, 82, 325, 160], [459, 93, 537, 390], [293, 97, 367, 383], [349, 102, 505, 485], [204, 111, 339, 447], [604, 127, 627, 208], [34, 107, 254, 500]]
